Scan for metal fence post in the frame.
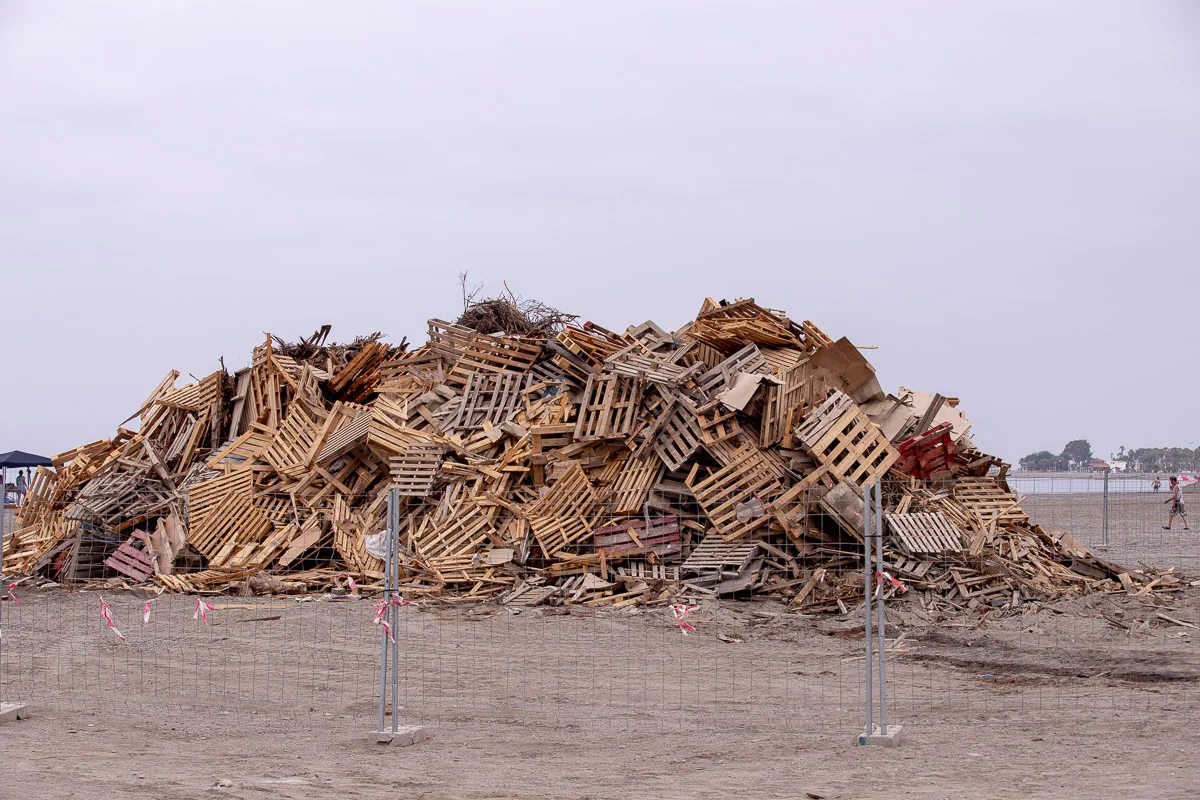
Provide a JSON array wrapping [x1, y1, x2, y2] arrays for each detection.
[[390, 498, 402, 734], [375, 489, 427, 746], [0, 494, 25, 724], [1, 493, 5, 709], [862, 481, 873, 735], [1102, 468, 1110, 547], [377, 489, 396, 734], [859, 479, 901, 746], [874, 479, 888, 735]]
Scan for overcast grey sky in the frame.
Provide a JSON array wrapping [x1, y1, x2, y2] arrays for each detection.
[[2, 1, 1198, 464]]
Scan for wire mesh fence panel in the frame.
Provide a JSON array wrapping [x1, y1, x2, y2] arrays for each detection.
[[870, 473, 1200, 733], [5, 590, 1193, 739], [3, 476, 1197, 742], [1, 592, 380, 726], [1013, 472, 1200, 572]]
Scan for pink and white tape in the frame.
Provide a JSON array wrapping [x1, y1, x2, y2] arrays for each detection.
[[373, 596, 416, 643], [99, 597, 125, 642], [143, 589, 164, 623], [7, 582, 18, 604], [193, 597, 215, 623], [875, 570, 907, 597], [345, 573, 358, 592], [671, 604, 699, 635]]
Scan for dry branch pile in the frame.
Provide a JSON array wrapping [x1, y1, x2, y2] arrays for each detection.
[[3, 297, 1168, 611]]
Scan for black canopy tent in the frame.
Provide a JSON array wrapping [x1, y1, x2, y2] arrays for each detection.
[[0, 450, 52, 468], [1, 450, 52, 504]]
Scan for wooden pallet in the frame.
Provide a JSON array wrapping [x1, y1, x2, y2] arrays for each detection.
[[760, 360, 834, 448], [795, 391, 898, 488], [207, 427, 274, 471], [187, 468, 254, 527], [531, 423, 574, 455], [422, 554, 514, 589], [327, 340, 391, 402], [681, 532, 761, 575], [553, 573, 624, 605], [103, 529, 156, 582], [157, 370, 223, 412], [389, 444, 445, 498], [594, 515, 681, 558], [686, 445, 783, 541], [525, 462, 601, 556], [66, 469, 175, 527], [896, 422, 955, 480], [315, 405, 372, 464], [704, 435, 791, 482], [548, 328, 627, 384], [669, 338, 725, 371], [154, 567, 259, 592], [952, 479, 1028, 525], [424, 318, 480, 364], [331, 494, 387, 573], [445, 371, 530, 434], [817, 481, 868, 540], [644, 398, 703, 471], [767, 481, 829, 542], [502, 582, 558, 606], [759, 346, 807, 375], [408, 499, 497, 560], [948, 567, 1010, 602], [230, 516, 304, 568], [624, 320, 675, 352], [367, 400, 432, 456], [607, 455, 662, 515], [686, 299, 800, 353], [444, 331, 542, 387], [696, 399, 741, 445], [886, 512, 964, 555], [262, 399, 328, 478], [603, 342, 703, 387], [188, 492, 282, 567], [574, 374, 643, 441], [275, 515, 328, 568], [616, 563, 680, 582], [696, 344, 772, 395]]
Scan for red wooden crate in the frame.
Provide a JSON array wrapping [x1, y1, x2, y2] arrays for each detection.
[[594, 515, 682, 558], [104, 529, 156, 582], [896, 422, 955, 480]]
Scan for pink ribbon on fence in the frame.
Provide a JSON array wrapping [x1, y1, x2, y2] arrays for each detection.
[[345, 573, 358, 592], [143, 589, 163, 624], [671, 604, 699, 635], [99, 597, 125, 642], [875, 570, 907, 597], [373, 596, 416, 643], [193, 598, 215, 623], [7, 582, 18, 604]]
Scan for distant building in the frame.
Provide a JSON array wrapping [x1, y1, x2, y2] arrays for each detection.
[[1087, 459, 1111, 472], [1109, 460, 1128, 472]]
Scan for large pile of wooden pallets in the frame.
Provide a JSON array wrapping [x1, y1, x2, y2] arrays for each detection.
[[1, 297, 1165, 611]]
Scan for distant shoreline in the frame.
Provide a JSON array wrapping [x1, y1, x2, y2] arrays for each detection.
[[1007, 471, 1197, 495], [1011, 471, 1194, 479]]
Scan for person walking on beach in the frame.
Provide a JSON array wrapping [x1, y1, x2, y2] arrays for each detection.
[[1163, 476, 1190, 531], [15, 469, 27, 505], [1153, 477, 1161, 493]]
